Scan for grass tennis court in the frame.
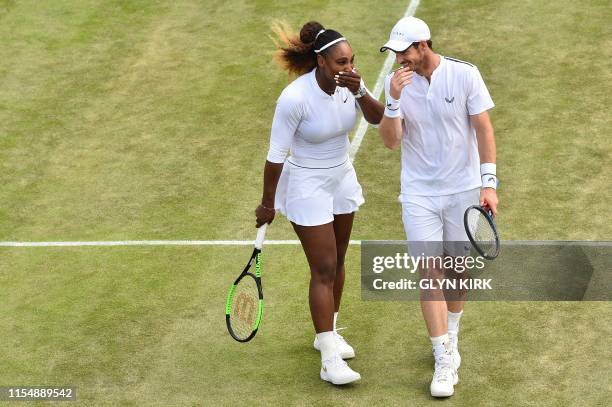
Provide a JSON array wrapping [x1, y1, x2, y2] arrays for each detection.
[[1, 0, 610, 405]]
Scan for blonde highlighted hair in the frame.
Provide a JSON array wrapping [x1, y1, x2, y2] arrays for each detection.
[[270, 20, 324, 76]]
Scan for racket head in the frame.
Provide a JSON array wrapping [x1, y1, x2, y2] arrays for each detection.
[[225, 250, 264, 342], [463, 205, 500, 260]]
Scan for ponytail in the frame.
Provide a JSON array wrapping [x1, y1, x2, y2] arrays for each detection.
[[271, 20, 346, 76]]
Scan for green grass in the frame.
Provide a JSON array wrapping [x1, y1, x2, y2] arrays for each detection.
[[0, 0, 610, 405], [1, 248, 610, 405]]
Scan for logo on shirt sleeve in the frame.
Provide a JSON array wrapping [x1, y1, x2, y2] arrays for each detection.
[[445, 96, 455, 103]]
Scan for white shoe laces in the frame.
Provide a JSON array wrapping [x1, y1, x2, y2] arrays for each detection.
[[434, 353, 455, 383], [433, 363, 454, 383], [335, 327, 348, 342], [324, 353, 349, 369]]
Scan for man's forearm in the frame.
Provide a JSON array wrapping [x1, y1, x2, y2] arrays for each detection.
[[476, 128, 496, 164], [471, 112, 496, 164], [379, 116, 403, 149]]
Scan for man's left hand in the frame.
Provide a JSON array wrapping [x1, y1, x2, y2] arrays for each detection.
[[480, 188, 498, 217]]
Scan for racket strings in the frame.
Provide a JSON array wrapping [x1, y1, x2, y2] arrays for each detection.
[[467, 210, 496, 255], [229, 277, 260, 340]]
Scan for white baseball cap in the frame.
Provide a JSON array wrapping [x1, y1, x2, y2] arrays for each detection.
[[380, 16, 431, 52]]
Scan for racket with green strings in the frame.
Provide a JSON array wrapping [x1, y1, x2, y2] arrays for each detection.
[[225, 224, 267, 342]]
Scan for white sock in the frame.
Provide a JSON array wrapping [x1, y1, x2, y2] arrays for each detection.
[[333, 312, 338, 332], [316, 331, 337, 361], [430, 333, 450, 356], [448, 310, 463, 336]]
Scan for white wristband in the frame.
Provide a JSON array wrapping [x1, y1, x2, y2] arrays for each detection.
[[480, 163, 497, 189], [384, 107, 401, 118], [384, 96, 401, 118]]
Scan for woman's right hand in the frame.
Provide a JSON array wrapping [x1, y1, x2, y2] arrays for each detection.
[[255, 204, 275, 228]]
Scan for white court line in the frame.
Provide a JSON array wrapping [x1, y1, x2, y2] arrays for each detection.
[[0, 240, 362, 247], [349, 0, 420, 162], [1, 1, 421, 249], [2, 240, 607, 248]]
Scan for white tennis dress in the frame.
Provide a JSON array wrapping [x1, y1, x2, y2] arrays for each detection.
[[267, 68, 365, 226]]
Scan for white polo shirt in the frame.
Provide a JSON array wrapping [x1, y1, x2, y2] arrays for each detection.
[[267, 68, 360, 166], [385, 55, 494, 198]]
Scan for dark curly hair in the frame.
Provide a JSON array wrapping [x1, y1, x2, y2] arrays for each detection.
[[271, 20, 346, 76]]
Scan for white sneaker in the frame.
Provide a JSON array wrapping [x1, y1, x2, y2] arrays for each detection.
[[314, 329, 355, 359], [449, 333, 461, 369], [430, 352, 458, 397], [320, 354, 361, 385]]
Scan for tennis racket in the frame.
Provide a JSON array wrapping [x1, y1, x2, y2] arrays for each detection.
[[464, 205, 500, 260], [225, 223, 267, 342]]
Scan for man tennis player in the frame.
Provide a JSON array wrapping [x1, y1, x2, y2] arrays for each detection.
[[378, 16, 499, 397]]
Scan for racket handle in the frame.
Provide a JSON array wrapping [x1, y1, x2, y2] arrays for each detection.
[[255, 223, 268, 249]]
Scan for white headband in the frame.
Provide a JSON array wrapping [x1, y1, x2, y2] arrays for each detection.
[[314, 37, 346, 53], [315, 29, 325, 40]]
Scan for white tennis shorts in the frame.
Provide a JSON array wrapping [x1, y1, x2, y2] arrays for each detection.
[[401, 188, 480, 257], [275, 155, 364, 226]]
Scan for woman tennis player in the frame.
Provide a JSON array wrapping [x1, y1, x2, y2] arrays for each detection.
[[255, 21, 383, 385]]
